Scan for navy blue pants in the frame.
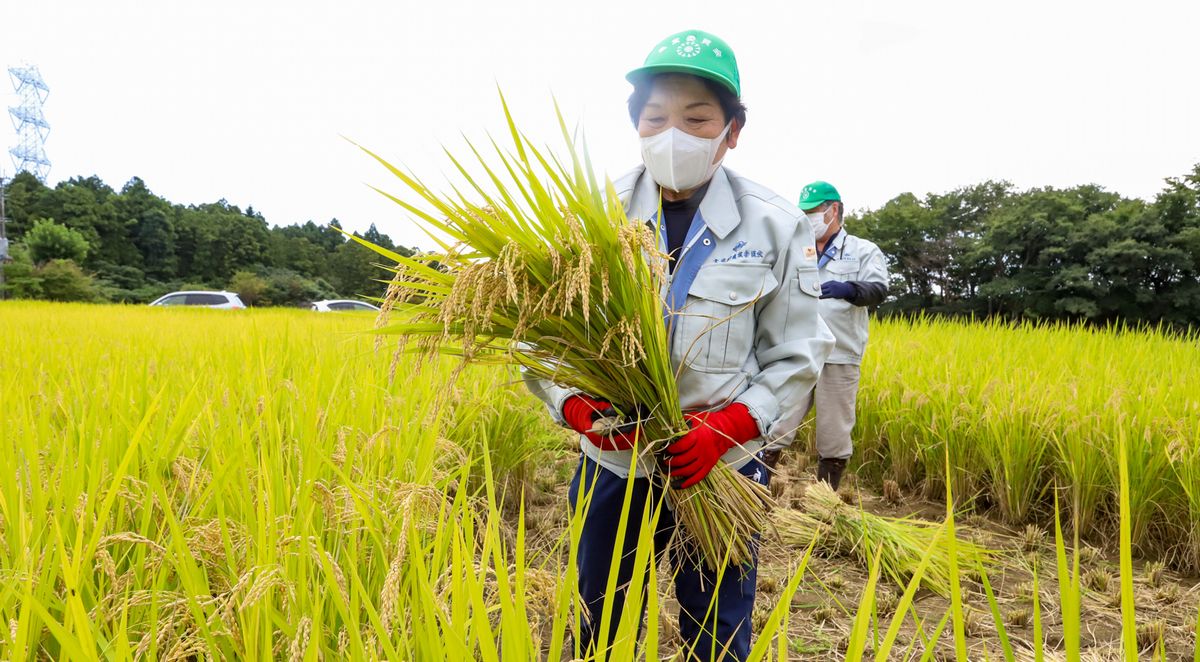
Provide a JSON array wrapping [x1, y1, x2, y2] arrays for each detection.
[[567, 453, 769, 661]]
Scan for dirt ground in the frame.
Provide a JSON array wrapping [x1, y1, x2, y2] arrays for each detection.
[[521, 446, 1200, 661]]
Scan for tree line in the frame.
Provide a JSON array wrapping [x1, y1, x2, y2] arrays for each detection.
[[0, 171, 414, 305], [850, 163, 1200, 328], [2, 164, 1198, 326]]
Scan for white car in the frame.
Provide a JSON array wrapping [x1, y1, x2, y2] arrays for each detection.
[[149, 291, 246, 309], [310, 299, 381, 313]]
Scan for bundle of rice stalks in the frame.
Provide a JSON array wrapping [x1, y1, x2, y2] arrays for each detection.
[[349, 97, 771, 569], [771, 482, 994, 596]]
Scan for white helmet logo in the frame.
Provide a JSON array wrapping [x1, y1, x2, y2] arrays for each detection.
[[676, 35, 700, 58]]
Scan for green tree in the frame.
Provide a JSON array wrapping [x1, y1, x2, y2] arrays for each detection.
[[25, 218, 91, 264], [267, 226, 330, 278], [327, 225, 414, 299], [854, 181, 1011, 315], [852, 192, 942, 309], [972, 185, 1125, 321], [134, 208, 178, 282], [36, 259, 98, 302], [48, 177, 139, 269], [175, 201, 270, 284], [229, 270, 268, 306], [0, 171, 48, 237], [0, 243, 43, 298], [329, 237, 383, 299], [94, 262, 148, 303], [260, 267, 337, 307], [118, 178, 177, 281], [1136, 165, 1200, 326], [2, 172, 412, 307], [362, 223, 397, 251]]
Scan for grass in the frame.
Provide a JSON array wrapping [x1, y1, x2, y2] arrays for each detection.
[[2, 300, 1198, 659], [0, 302, 564, 659], [854, 314, 1199, 559]]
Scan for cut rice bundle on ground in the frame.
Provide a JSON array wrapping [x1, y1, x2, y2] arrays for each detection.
[[772, 481, 995, 596]]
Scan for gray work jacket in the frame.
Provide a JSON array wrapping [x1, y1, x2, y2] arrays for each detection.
[[818, 230, 889, 365], [525, 165, 835, 477]]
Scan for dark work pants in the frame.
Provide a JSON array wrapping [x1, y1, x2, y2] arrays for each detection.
[[567, 453, 769, 662]]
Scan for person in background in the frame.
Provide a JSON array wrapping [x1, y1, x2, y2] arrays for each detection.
[[761, 181, 888, 489]]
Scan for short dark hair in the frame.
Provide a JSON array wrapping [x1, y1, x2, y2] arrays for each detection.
[[627, 74, 748, 129]]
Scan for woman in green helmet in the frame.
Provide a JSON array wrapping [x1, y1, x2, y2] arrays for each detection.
[[526, 29, 833, 661]]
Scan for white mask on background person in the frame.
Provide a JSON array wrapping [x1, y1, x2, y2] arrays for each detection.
[[640, 122, 731, 192], [807, 206, 835, 239]]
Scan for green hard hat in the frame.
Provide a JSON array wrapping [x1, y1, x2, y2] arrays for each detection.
[[626, 30, 741, 97], [798, 181, 841, 211]]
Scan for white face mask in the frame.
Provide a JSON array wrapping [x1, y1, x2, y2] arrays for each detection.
[[639, 123, 731, 192], [807, 207, 835, 239]]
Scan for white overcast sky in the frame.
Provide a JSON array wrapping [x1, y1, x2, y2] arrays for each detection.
[[2, 0, 1198, 249]]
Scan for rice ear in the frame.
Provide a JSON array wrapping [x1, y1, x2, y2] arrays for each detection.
[[360, 96, 771, 569]]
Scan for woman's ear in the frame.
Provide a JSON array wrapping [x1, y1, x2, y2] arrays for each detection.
[[726, 119, 741, 149]]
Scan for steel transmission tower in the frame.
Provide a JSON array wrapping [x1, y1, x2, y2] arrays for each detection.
[[8, 64, 51, 182]]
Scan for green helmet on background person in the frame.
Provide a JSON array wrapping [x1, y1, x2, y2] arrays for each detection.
[[626, 29, 741, 97], [798, 181, 841, 212]]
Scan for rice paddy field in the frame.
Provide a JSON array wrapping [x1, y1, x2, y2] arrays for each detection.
[[1, 301, 1198, 660], [855, 317, 1200, 561]]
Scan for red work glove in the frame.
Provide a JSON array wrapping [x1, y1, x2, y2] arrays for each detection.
[[663, 403, 760, 489], [562, 394, 639, 451]]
